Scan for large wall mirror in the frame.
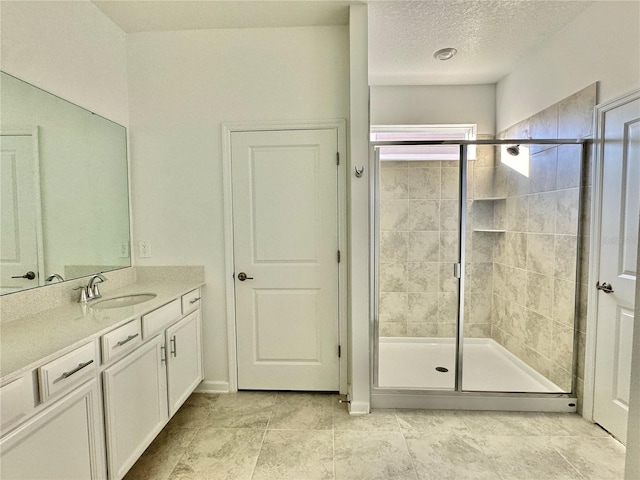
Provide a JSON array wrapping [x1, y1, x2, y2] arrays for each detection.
[[1, 71, 131, 295]]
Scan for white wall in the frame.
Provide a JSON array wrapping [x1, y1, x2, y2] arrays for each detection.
[[627, 219, 640, 478], [496, 1, 640, 132], [127, 26, 350, 389], [371, 84, 496, 135], [0, 1, 129, 126]]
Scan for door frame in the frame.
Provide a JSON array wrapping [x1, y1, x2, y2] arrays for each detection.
[[583, 89, 640, 421], [1, 126, 45, 288], [221, 120, 348, 394]]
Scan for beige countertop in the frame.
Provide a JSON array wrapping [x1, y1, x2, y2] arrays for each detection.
[[1, 280, 203, 380]]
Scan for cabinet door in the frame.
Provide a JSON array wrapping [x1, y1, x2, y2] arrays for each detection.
[[0, 380, 106, 480], [103, 335, 168, 480], [166, 310, 203, 417]]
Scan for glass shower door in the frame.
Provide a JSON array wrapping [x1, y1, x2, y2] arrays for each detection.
[[374, 143, 462, 390]]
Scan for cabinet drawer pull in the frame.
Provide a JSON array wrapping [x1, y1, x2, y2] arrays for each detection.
[[56, 360, 94, 383], [170, 335, 177, 357], [189, 297, 201, 304], [115, 333, 139, 347]]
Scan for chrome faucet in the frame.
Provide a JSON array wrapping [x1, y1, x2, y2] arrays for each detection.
[[74, 274, 107, 303], [46, 273, 64, 282]]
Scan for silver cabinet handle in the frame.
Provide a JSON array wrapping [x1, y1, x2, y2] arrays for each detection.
[[56, 360, 94, 383], [189, 297, 201, 304], [116, 333, 139, 347], [596, 281, 614, 294], [170, 335, 177, 357]]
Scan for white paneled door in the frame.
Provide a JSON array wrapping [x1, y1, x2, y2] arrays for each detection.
[[231, 129, 340, 391], [593, 94, 640, 443], [0, 134, 41, 293]]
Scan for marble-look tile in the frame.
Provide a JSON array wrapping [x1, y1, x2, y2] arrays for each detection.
[[460, 411, 556, 436], [437, 323, 457, 337], [475, 144, 495, 168], [334, 431, 417, 480], [381, 231, 408, 262], [407, 323, 439, 337], [467, 263, 493, 294], [581, 185, 592, 234], [379, 322, 407, 337], [493, 235, 506, 264], [506, 232, 527, 269], [549, 364, 573, 393], [380, 263, 407, 292], [409, 200, 440, 231], [379, 292, 408, 322], [557, 144, 583, 190], [166, 403, 212, 430], [439, 231, 458, 262], [396, 410, 468, 433], [530, 104, 559, 154], [473, 167, 494, 198], [505, 195, 528, 232], [405, 432, 500, 480], [125, 427, 197, 480], [526, 233, 555, 275], [182, 393, 219, 409], [505, 267, 527, 306], [268, 393, 333, 430], [169, 428, 264, 480], [529, 148, 558, 193], [406, 262, 439, 292], [252, 430, 333, 480], [409, 168, 440, 199], [408, 161, 440, 169], [438, 292, 458, 325], [524, 309, 552, 358], [470, 232, 494, 263], [408, 231, 440, 262], [407, 293, 439, 323], [205, 392, 277, 429], [439, 199, 459, 231], [558, 83, 597, 139], [380, 200, 409, 231], [542, 413, 610, 437], [526, 272, 554, 318], [476, 435, 581, 479], [550, 320, 574, 371], [556, 188, 580, 235], [333, 408, 400, 432], [381, 168, 409, 199], [464, 322, 491, 337], [554, 235, 578, 280], [553, 277, 577, 327], [439, 263, 458, 292], [528, 192, 556, 234], [549, 436, 626, 480], [440, 167, 459, 200], [470, 200, 494, 229]]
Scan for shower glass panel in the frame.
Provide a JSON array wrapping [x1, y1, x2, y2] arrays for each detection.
[[373, 139, 584, 399], [461, 142, 582, 393], [374, 144, 461, 390]]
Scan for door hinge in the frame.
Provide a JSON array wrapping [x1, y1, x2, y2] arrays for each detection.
[[336, 152, 340, 165], [338, 345, 342, 358], [453, 263, 461, 278], [337, 250, 341, 263]]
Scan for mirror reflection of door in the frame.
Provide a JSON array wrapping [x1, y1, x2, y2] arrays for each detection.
[[0, 132, 44, 294]]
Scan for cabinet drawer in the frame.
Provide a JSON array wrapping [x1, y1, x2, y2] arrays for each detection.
[[38, 342, 97, 402], [142, 299, 181, 339], [101, 320, 142, 364], [0, 375, 35, 432], [181, 289, 201, 314]]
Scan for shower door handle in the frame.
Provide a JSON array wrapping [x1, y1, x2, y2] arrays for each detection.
[[596, 281, 614, 294]]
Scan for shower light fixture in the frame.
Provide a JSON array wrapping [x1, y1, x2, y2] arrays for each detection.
[[433, 47, 457, 61]]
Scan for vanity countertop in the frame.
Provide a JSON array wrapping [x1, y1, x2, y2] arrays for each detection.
[[1, 280, 204, 380]]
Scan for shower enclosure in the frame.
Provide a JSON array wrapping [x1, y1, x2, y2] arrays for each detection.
[[370, 138, 587, 411]]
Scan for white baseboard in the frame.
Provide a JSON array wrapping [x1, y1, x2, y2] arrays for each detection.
[[348, 400, 370, 415], [195, 380, 230, 394]]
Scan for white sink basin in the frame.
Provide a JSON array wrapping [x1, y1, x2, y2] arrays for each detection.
[[91, 293, 157, 310]]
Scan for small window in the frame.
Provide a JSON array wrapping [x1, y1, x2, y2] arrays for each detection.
[[370, 124, 477, 161]]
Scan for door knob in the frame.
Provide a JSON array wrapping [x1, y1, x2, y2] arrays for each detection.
[[596, 281, 614, 294], [237, 272, 253, 281], [12, 271, 36, 280]]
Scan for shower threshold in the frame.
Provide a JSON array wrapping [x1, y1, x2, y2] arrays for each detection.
[[373, 337, 576, 412]]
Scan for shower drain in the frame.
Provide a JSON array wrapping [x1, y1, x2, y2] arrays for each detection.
[[435, 366, 449, 373]]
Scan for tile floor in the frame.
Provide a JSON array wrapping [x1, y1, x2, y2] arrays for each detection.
[[124, 392, 626, 480]]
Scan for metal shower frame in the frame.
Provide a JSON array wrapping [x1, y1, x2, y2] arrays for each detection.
[[369, 138, 589, 411]]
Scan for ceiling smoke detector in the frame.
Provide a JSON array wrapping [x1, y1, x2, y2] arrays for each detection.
[[433, 47, 457, 61]]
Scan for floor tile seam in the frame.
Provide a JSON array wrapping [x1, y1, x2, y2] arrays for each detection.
[[551, 446, 589, 479], [396, 412, 420, 479], [165, 448, 190, 480], [332, 427, 336, 480], [249, 428, 269, 480], [265, 427, 335, 431]]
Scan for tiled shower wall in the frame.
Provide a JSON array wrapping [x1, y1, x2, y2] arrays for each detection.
[[378, 137, 496, 338], [493, 83, 597, 394]]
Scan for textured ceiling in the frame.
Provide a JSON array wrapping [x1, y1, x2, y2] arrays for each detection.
[[92, 1, 350, 32], [368, 1, 594, 85]]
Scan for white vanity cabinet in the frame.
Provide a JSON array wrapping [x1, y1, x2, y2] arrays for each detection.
[[0, 379, 106, 480], [102, 291, 203, 479], [103, 335, 168, 479]]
